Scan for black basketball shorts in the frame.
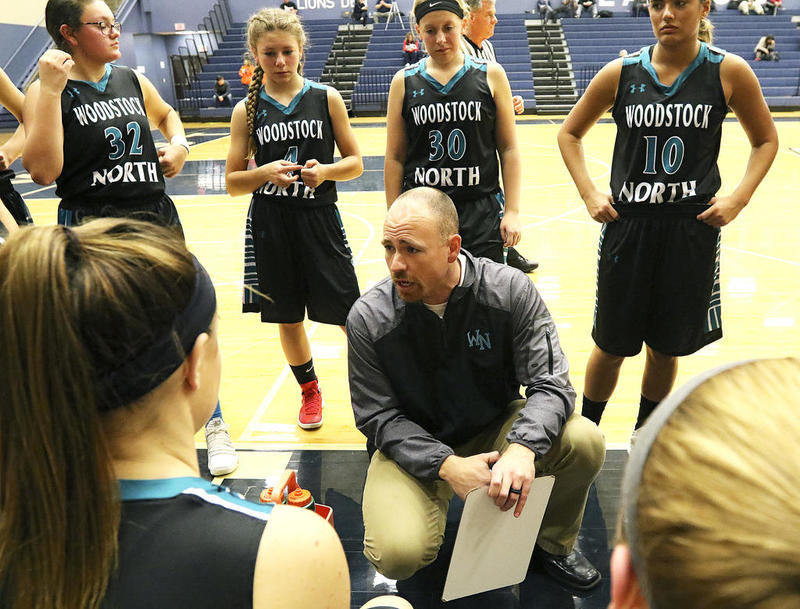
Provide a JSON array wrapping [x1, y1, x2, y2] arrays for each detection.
[[454, 191, 505, 263], [243, 199, 360, 325], [592, 204, 722, 357], [57, 192, 183, 238]]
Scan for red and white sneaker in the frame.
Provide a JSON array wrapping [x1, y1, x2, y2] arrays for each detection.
[[298, 379, 324, 430]]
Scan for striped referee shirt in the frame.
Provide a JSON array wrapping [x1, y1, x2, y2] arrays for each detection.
[[460, 35, 496, 62]]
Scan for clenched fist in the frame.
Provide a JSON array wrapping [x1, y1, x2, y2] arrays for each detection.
[[38, 49, 74, 95]]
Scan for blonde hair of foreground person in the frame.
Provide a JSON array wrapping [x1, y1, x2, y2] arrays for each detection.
[[0, 218, 396, 609], [611, 357, 800, 609]]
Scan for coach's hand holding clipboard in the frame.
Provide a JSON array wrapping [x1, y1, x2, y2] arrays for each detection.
[[439, 442, 538, 518], [439, 443, 555, 601]]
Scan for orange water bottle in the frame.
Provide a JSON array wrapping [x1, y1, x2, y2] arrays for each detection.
[[287, 487, 316, 511], [259, 486, 288, 504]]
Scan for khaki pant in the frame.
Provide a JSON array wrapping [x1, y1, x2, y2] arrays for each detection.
[[362, 403, 606, 580]]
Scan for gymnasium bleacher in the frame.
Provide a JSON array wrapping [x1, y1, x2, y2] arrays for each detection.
[[190, 18, 340, 119], [1, 2, 798, 123], [565, 12, 800, 108], [178, 8, 800, 117]]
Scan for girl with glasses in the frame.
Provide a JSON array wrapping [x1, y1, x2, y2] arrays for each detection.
[[22, 0, 238, 477]]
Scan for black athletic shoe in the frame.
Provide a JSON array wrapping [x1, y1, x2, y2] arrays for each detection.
[[530, 546, 602, 592], [507, 247, 539, 273]]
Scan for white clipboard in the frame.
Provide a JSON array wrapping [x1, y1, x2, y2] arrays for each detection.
[[441, 475, 555, 602]]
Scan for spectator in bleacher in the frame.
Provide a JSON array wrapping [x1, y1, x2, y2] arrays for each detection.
[[214, 75, 232, 107], [764, 0, 781, 13], [754, 35, 779, 60], [403, 31, 423, 65], [353, 0, 369, 25], [375, 0, 393, 21], [557, 0, 778, 433], [537, 0, 555, 20], [461, 0, 539, 273], [631, 0, 649, 16], [551, 0, 577, 21], [576, 0, 598, 18], [738, 0, 765, 14], [239, 56, 255, 94], [280, 0, 299, 13]]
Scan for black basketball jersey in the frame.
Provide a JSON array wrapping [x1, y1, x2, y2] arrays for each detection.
[[610, 43, 728, 206], [252, 80, 336, 207], [58, 64, 165, 207], [102, 477, 271, 609], [401, 55, 499, 204]]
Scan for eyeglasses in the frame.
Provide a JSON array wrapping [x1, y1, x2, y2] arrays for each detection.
[[82, 21, 122, 35]]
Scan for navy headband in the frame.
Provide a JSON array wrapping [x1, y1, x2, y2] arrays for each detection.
[[414, 0, 464, 23], [96, 256, 217, 410], [620, 359, 754, 609]]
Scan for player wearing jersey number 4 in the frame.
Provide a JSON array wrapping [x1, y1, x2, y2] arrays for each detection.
[[558, 0, 777, 433], [226, 9, 363, 431]]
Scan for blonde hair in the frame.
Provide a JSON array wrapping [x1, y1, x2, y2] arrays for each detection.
[[244, 8, 307, 157], [0, 219, 196, 609], [634, 358, 800, 609], [698, 16, 713, 43]]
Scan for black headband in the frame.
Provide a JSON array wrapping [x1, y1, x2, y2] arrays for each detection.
[[620, 359, 754, 609], [96, 256, 217, 410], [414, 0, 464, 23]]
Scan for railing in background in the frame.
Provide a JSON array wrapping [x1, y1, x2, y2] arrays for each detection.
[[2, 0, 138, 92], [351, 68, 395, 114], [327, 21, 359, 91], [579, 63, 602, 96], [170, 0, 233, 114], [539, 18, 563, 97]]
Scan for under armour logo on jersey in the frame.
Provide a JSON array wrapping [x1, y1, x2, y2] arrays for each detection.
[[412, 89, 425, 98], [629, 83, 646, 94], [66, 87, 81, 98], [257, 109, 268, 120]]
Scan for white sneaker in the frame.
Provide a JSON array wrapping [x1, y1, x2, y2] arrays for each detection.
[[205, 417, 238, 476]]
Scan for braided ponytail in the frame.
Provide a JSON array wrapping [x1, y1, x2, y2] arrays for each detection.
[[245, 64, 265, 158]]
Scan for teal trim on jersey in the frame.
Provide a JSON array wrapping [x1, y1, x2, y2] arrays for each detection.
[[418, 55, 476, 94], [638, 43, 710, 98], [622, 48, 646, 66], [706, 45, 725, 64], [73, 63, 113, 92], [119, 477, 274, 516], [259, 79, 312, 115], [119, 477, 213, 500]]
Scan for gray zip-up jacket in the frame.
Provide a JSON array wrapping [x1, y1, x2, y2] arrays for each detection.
[[346, 251, 576, 481]]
